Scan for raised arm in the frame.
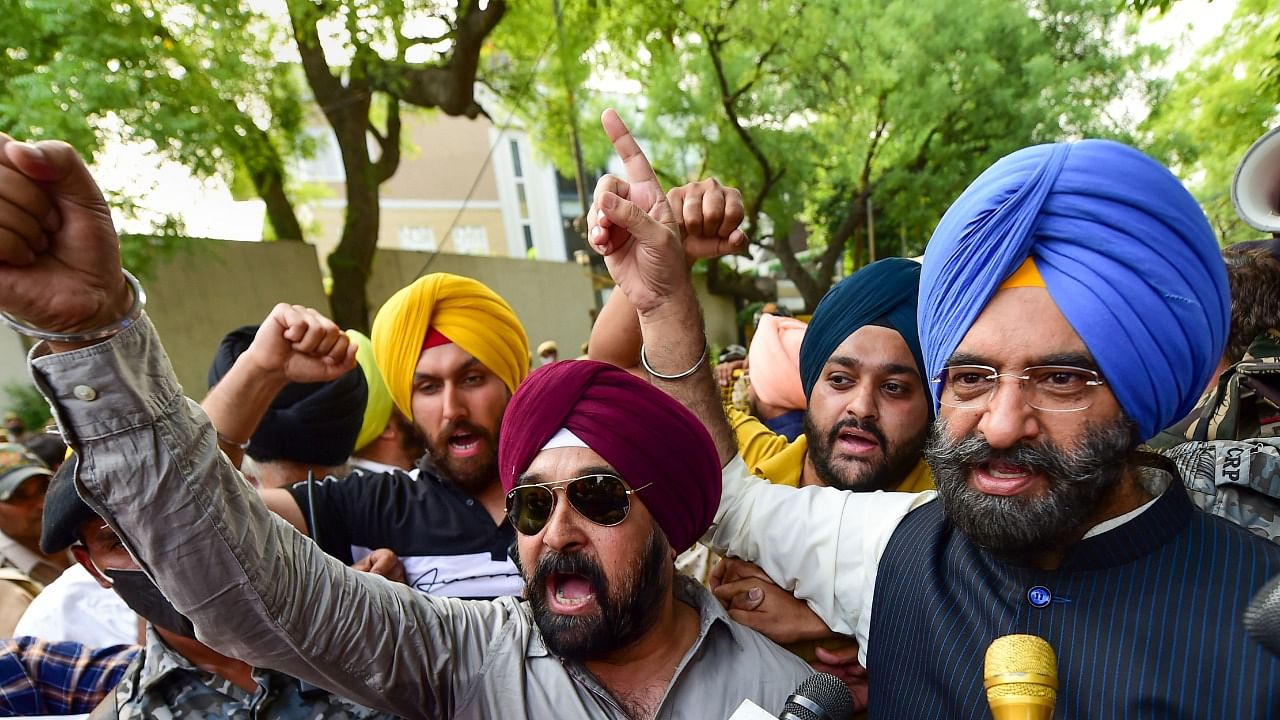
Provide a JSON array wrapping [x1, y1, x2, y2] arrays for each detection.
[[0, 135, 501, 719], [200, 303, 353, 467], [588, 178, 748, 374], [586, 110, 740, 464]]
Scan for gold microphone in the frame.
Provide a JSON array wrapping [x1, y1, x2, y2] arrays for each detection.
[[984, 634, 1058, 720]]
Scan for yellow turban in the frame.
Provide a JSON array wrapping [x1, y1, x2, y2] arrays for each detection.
[[371, 273, 529, 420], [346, 330, 393, 451]]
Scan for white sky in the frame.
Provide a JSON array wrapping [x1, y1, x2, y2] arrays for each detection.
[[92, 0, 1241, 240]]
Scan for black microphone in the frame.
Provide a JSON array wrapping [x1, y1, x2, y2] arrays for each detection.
[[780, 673, 855, 720], [1244, 574, 1280, 657]]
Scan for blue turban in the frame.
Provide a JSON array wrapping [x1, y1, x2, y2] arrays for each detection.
[[798, 258, 926, 411], [918, 140, 1229, 441]]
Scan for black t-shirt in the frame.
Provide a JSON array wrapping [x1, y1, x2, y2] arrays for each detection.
[[287, 467, 523, 599]]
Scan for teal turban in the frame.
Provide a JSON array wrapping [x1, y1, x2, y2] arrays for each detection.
[[798, 258, 926, 410]]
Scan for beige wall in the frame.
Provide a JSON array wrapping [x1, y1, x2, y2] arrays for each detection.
[[144, 240, 331, 398], [368, 249, 596, 362], [0, 242, 329, 403], [0, 239, 726, 408], [309, 206, 509, 267], [382, 115, 501, 202], [134, 239, 594, 395]]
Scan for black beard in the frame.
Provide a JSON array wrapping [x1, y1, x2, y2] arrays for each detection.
[[805, 414, 928, 492], [422, 420, 499, 495], [925, 416, 1138, 556], [527, 529, 670, 662]]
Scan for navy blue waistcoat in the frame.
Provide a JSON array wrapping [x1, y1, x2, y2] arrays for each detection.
[[867, 476, 1280, 718]]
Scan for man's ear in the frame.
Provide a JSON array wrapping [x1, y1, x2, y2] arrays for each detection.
[[71, 546, 111, 589]]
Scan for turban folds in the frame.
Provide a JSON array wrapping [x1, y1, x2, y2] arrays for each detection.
[[499, 361, 720, 553], [207, 326, 368, 466], [798, 258, 926, 407], [371, 273, 529, 420], [748, 314, 807, 411], [918, 140, 1229, 441], [346, 330, 393, 451]]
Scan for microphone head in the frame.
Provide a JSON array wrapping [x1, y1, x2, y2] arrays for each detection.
[[984, 634, 1057, 719], [1245, 574, 1280, 657], [782, 672, 854, 720]]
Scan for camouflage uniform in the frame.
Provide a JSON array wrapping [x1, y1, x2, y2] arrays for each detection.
[[108, 627, 399, 719], [1164, 438, 1280, 543], [1155, 330, 1280, 543]]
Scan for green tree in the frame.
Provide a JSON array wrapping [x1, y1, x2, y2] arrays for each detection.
[[1, 0, 505, 332], [500, 0, 1154, 310], [1141, 0, 1280, 244]]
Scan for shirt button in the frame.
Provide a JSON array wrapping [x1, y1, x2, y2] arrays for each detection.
[[1027, 586, 1052, 608], [72, 385, 98, 402], [466, 499, 475, 507]]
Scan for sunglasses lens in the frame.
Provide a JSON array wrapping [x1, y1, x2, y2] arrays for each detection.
[[507, 486, 554, 535], [566, 474, 630, 526]]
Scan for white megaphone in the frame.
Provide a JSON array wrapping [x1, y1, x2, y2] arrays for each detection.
[[1232, 125, 1280, 235]]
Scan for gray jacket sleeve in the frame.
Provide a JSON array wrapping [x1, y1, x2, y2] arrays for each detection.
[[28, 315, 508, 719]]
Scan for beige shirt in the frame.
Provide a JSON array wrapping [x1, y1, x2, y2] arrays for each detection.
[[30, 315, 812, 720]]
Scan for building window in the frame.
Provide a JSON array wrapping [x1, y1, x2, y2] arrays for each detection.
[[509, 138, 536, 255], [509, 140, 524, 179], [451, 225, 489, 256], [399, 226, 438, 251]]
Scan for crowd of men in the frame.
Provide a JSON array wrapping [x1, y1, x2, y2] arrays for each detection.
[[0, 109, 1277, 719]]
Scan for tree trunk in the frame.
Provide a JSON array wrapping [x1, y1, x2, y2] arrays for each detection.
[[328, 174, 381, 333], [251, 160, 305, 242]]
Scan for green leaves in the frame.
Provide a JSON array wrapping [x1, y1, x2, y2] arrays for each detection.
[[1140, 0, 1280, 245], [498, 0, 1152, 308]]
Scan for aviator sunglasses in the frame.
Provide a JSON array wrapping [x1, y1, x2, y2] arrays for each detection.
[[505, 473, 651, 535]]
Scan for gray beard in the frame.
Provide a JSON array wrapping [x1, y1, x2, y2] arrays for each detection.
[[924, 416, 1137, 556]]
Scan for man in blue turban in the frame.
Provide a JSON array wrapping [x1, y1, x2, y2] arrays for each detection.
[[590, 106, 1280, 718]]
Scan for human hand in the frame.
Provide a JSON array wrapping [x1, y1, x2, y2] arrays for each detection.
[[667, 178, 748, 260], [0, 135, 130, 342], [587, 110, 688, 317], [352, 548, 407, 584], [710, 558, 832, 644], [714, 359, 746, 388], [243, 304, 356, 384], [812, 643, 870, 712]]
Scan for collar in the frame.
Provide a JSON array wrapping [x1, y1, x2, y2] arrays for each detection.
[[0, 530, 44, 575], [894, 460, 935, 493], [1056, 457, 1192, 571], [756, 435, 934, 493], [525, 574, 741, 659], [757, 435, 809, 487], [349, 457, 406, 475]]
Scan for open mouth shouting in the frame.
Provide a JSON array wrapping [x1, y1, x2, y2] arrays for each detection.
[[835, 426, 882, 458], [972, 458, 1041, 496], [445, 428, 484, 458], [546, 572, 598, 615]]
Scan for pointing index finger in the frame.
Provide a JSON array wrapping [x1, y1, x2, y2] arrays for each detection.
[[602, 108, 659, 186]]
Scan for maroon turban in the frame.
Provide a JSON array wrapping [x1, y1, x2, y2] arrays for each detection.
[[498, 360, 720, 553]]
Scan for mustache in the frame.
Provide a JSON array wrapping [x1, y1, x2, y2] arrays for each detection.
[[924, 418, 1137, 486], [827, 416, 888, 449], [926, 432, 1064, 476], [430, 419, 493, 447], [530, 549, 607, 596]]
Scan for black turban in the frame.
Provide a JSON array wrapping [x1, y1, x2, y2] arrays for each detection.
[[207, 325, 367, 467]]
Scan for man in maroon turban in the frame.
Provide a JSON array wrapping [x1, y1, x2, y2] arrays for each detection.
[[498, 360, 722, 662]]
